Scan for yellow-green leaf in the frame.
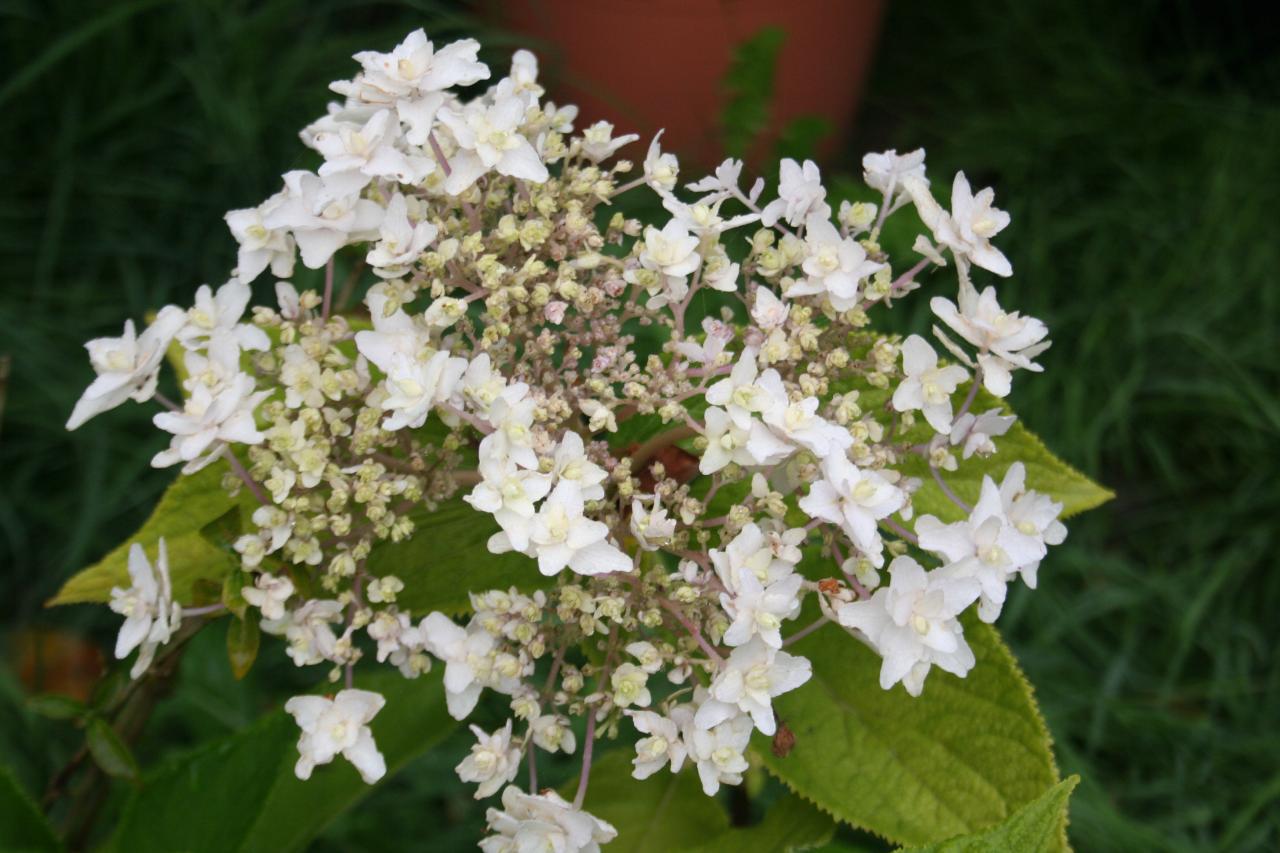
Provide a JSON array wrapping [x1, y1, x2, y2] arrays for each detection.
[[897, 776, 1079, 853], [368, 497, 553, 616], [560, 751, 729, 853], [226, 611, 260, 680], [47, 461, 252, 607], [760, 615, 1064, 850], [696, 793, 835, 852], [105, 668, 456, 853]]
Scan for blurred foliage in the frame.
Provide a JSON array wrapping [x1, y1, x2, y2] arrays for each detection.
[[0, 0, 1276, 850]]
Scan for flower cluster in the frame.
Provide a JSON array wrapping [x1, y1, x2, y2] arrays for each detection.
[[71, 29, 1066, 850]]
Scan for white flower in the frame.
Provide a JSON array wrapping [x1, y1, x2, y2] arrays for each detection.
[[529, 483, 632, 577], [381, 348, 468, 431], [862, 148, 926, 199], [611, 662, 652, 708], [420, 612, 500, 719], [242, 572, 294, 620], [630, 495, 677, 551], [551, 431, 607, 501], [437, 81, 549, 194], [264, 170, 384, 268], [334, 31, 489, 145], [694, 638, 811, 735], [761, 158, 829, 228], [799, 453, 906, 567], [262, 599, 344, 666], [750, 287, 789, 331], [785, 214, 885, 311], [109, 539, 182, 679], [625, 641, 664, 674], [631, 219, 700, 307], [151, 373, 270, 473], [579, 120, 639, 163], [683, 706, 753, 795], [578, 398, 618, 434], [643, 130, 679, 192], [837, 555, 980, 696], [661, 194, 758, 239], [705, 348, 773, 428], [688, 157, 762, 205], [951, 409, 1016, 458], [891, 334, 970, 434], [466, 450, 552, 552], [530, 714, 576, 754], [916, 465, 1049, 622], [931, 283, 1050, 397], [366, 192, 438, 277], [285, 689, 387, 783], [720, 569, 803, 649], [508, 49, 544, 99], [312, 108, 434, 196], [480, 786, 617, 853], [343, 30, 489, 99], [366, 610, 414, 663], [177, 278, 271, 355], [699, 406, 792, 475], [459, 353, 512, 418], [66, 306, 186, 430], [996, 462, 1066, 589], [224, 195, 296, 284], [759, 380, 853, 458], [457, 720, 521, 799], [366, 575, 404, 604], [487, 388, 540, 468], [627, 708, 688, 779], [674, 317, 734, 366], [906, 172, 1012, 277], [710, 523, 799, 592]]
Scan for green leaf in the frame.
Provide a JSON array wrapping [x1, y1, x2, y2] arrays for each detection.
[[568, 752, 832, 853], [25, 693, 87, 722], [760, 615, 1064, 850], [561, 750, 730, 853], [47, 461, 252, 606], [368, 497, 553, 615], [721, 26, 786, 157], [106, 668, 457, 853], [897, 776, 1079, 853], [696, 793, 835, 852], [226, 611, 260, 680], [86, 718, 140, 782], [0, 767, 61, 852]]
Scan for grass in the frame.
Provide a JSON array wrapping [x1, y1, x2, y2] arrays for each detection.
[[1, 0, 1276, 850]]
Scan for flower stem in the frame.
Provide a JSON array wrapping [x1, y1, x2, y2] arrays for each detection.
[[221, 446, 269, 506], [573, 710, 597, 809], [930, 464, 972, 513], [322, 258, 335, 322], [782, 615, 829, 647], [882, 517, 919, 545]]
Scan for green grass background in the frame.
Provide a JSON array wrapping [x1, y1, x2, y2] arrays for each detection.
[[1, 0, 1276, 850]]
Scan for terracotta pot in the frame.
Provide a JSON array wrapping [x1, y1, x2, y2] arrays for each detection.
[[491, 0, 884, 167]]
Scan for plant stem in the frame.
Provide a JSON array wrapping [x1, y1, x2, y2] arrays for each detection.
[[221, 446, 269, 506], [629, 425, 696, 473], [573, 711, 597, 808], [782, 615, 829, 647], [321, 258, 335, 321], [930, 464, 972, 513], [883, 517, 919, 545]]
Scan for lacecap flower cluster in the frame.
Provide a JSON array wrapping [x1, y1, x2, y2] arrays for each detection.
[[69, 29, 1063, 851]]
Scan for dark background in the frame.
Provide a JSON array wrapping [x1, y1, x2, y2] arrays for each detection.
[[1, 1, 1277, 849]]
